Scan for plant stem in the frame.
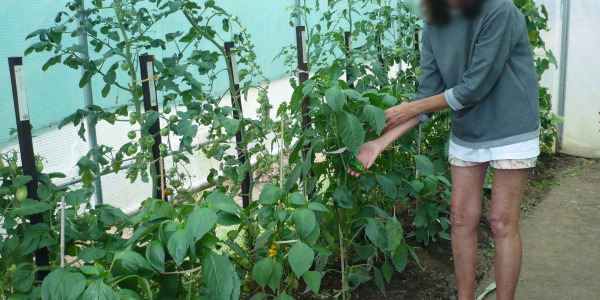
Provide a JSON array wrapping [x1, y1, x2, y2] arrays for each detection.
[[337, 208, 347, 300], [182, 8, 253, 203]]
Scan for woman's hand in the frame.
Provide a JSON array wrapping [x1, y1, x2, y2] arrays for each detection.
[[347, 140, 385, 177], [383, 102, 417, 132]]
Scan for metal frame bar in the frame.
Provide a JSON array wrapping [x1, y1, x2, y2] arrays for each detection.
[[77, 1, 103, 204], [557, 0, 571, 147]]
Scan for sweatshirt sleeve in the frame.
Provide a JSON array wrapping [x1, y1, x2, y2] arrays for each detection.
[[446, 2, 515, 111], [414, 26, 446, 124]]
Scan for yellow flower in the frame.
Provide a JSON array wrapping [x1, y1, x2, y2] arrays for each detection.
[[269, 248, 277, 257], [196, 282, 200, 287], [285, 246, 290, 251], [260, 230, 265, 235]]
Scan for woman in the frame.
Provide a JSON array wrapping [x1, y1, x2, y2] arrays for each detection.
[[347, 0, 540, 299]]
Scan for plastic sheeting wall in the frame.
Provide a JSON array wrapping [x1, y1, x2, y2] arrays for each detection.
[[507, 0, 600, 158], [0, 0, 300, 213], [0, 0, 380, 213], [560, 0, 600, 157]]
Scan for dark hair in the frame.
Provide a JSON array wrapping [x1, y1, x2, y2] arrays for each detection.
[[423, 0, 481, 25]]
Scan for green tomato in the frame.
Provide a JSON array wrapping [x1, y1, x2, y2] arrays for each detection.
[[258, 90, 266, 98], [240, 27, 246, 32], [16, 185, 28, 202], [121, 62, 129, 71], [241, 259, 252, 270], [243, 40, 249, 46], [169, 115, 178, 124], [231, 15, 238, 21], [146, 136, 155, 146], [129, 118, 137, 125], [35, 159, 44, 173], [127, 145, 138, 155], [145, 152, 154, 161], [226, 230, 238, 239], [172, 199, 180, 206], [244, 52, 252, 59], [127, 131, 136, 139], [160, 127, 169, 136], [163, 106, 172, 114]]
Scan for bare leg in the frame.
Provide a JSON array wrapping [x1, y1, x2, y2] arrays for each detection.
[[490, 168, 529, 300], [450, 163, 489, 300]]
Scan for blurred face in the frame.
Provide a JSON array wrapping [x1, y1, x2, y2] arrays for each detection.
[[446, 0, 462, 9], [445, 0, 478, 10]]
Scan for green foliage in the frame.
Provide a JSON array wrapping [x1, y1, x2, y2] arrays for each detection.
[[2, 0, 558, 299]]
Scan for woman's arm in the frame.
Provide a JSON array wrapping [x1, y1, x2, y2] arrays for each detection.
[[382, 92, 448, 132], [348, 117, 421, 177]]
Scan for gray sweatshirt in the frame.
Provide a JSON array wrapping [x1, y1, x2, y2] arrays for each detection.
[[415, 0, 540, 148]]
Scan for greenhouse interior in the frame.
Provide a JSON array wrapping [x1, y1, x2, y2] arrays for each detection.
[[0, 0, 598, 299]]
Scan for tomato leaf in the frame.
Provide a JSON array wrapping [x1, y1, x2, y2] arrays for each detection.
[[167, 229, 190, 266], [186, 208, 217, 242], [288, 241, 314, 277], [325, 86, 345, 113], [338, 111, 364, 156], [41, 269, 86, 300], [360, 105, 386, 134], [292, 208, 316, 241], [303, 270, 322, 293]]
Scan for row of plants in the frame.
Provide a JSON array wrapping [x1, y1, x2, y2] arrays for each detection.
[[1, 0, 559, 299]]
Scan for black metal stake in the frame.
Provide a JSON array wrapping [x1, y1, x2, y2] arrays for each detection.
[[139, 55, 166, 201], [8, 57, 50, 280], [344, 31, 354, 89], [414, 30, 420, 87], [224, 42, 250, 209], [414, 31, 420, 52], [296, 26, 311, 135], [377, 34, 385, 68], [296, 26, 315, 199]]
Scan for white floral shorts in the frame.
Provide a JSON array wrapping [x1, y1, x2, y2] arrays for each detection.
[[448, 154, 537, 169]]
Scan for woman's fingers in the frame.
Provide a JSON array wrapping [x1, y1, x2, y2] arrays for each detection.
[[383, 120, 397, 133]]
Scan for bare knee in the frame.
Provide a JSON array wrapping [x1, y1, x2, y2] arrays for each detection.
[[489, 214, 518, 239], [451, 202, 481, 232]]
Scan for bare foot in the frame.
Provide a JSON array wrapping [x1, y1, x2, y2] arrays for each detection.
[[347, 140, 384, 177]]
